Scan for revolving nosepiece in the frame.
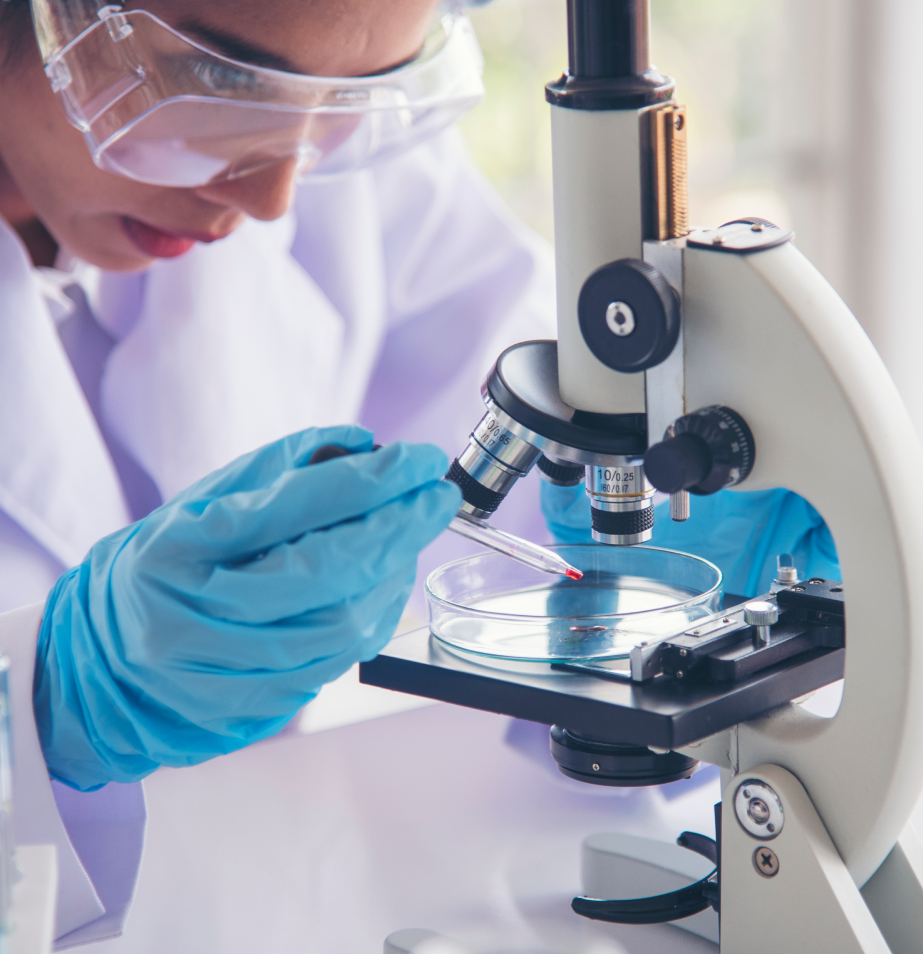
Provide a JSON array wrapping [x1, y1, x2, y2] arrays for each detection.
[[447, 408, 543, 520], [586, 460, 655, 545]]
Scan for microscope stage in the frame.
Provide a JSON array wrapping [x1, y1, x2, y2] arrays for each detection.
[[359, 627, 843, 750]]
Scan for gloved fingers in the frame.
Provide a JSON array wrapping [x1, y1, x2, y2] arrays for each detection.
[[207, 568, 413, 688], [540, 480, 594, 544], [172, 425, 374, 504], [39, 536, 417, 789], [177, 480, 458, 621], [117, 565, 416, 692], [160, 441, 455, 560], [41, 577, 413, 786]]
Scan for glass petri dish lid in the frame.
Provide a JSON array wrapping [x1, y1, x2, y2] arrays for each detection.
[[426, 544, 722, 662]]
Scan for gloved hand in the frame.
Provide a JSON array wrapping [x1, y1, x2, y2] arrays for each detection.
[[540, 480, 595, 545], [34, 425, 461, 792], [540, 480, 839, 597]]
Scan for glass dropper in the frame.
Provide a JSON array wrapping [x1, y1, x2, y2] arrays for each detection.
[[448, 515, 583, 579]]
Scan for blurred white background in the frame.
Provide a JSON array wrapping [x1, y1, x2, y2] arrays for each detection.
[[460, 0, 923, 432]]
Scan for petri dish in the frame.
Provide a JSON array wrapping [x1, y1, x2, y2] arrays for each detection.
[[426, 544, 722, 662]]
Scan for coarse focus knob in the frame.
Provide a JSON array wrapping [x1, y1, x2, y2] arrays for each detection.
[[578, 259, 680, 373], [643, 405, 755, 495]]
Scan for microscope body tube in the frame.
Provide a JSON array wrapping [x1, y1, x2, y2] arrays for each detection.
[[447, 0, 679, 543], [550, 0, 675, 418], [551, 105, 649, 415], [546, 0, 674, 543], [547, 107, 664, 542]]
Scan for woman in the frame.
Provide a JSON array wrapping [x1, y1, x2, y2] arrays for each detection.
[[0, 0, 837, 949]]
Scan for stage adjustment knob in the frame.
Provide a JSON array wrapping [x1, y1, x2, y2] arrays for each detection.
[[644, 405, 756, 495], [744, 599, 778, 647]]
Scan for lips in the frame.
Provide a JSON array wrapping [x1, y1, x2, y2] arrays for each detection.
[[121, 217, 228, 259]]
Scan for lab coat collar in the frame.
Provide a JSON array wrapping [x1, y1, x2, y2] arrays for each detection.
[[98, 213, 352, 501], [0, 220, 130, 568]]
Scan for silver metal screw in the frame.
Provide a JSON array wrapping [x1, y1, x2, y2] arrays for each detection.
[[747, 798, 771, 825], [735, 779, 784, 840], [753, 846, 780, 877], [744, 600, 778, 646], [605, 302, 635, 337], [592, 763, 600, 772]]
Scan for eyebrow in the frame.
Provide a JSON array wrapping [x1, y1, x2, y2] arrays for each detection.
[[175, 19, 300, 73], [174, 18, 427, 79]]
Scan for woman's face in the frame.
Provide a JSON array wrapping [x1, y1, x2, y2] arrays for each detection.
[[0, 0, 438, 270]]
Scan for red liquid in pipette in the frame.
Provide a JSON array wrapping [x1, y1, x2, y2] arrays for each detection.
[[565, 568, 583, 580]]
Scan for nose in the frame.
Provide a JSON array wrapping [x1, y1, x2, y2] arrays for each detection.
[[193, 157, 300, 221]]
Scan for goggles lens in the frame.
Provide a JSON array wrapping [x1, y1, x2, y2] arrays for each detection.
[[36, 4, 484, 187]]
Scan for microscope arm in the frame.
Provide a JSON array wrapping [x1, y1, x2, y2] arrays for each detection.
[[681, 238, 923, 889]]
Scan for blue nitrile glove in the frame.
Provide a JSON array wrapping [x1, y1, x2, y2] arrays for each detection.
[[34, 426, 461, 792], [541, 481, 839, 598]]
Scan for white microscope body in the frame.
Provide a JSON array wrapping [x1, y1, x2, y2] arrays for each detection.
[[375, 1, 923, 950], [550, 3, 923, 951], [673, 238, 923, 953]]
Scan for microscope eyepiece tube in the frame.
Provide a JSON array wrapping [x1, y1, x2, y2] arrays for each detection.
[[586, 460, 655, 545], [567, 0, 650, 79], [447, 409, 543, 520]]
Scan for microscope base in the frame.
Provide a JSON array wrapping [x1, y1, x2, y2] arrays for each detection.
[[721, 764, 892, 953]]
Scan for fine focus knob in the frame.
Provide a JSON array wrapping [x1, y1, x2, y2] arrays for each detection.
[[644, 405, 755, 496], [642, 433, 710, 494], [578, 259, 680, 373]]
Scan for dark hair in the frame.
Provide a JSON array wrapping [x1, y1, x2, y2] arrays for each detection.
[[0, 0, 36, 70], [0, 0, 32, 28]]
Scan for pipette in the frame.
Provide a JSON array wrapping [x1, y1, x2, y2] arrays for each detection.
[[449, 516, 583, 580], [305, 444, 582, 580]]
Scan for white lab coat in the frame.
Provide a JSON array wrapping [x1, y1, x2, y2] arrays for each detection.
[[0, 129, 720, 952]]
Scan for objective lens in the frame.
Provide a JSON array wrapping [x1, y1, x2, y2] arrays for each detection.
[[586, 460, 655, 545], [537, 454, 586, 487], [448, 409, 542, 519]]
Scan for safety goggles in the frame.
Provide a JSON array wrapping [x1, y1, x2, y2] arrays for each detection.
[[30, 0, 485, 187]]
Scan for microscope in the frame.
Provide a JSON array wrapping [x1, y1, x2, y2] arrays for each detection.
[[362, 1, 923, 950]]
